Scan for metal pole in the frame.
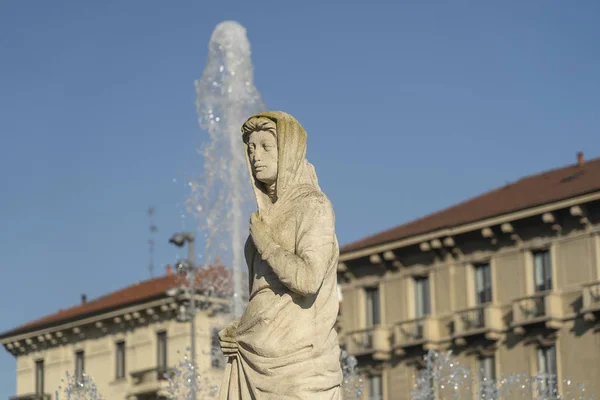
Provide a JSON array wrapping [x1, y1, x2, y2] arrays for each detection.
[[188, 237, 197, 400], [187, 236, 195, 270]]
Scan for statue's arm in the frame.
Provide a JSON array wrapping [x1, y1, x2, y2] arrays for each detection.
[[261, 195, 336, 296]]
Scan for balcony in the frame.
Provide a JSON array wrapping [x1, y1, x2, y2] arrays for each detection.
[[9, 395, 51, 400], [128, 366, 173, 398], [393, 317, 443, 355], [514, 292, 548, 321], [582, 281, 600, 321], [452, 304, 507, 343], [346, 325, 391, 360], [512, 292, 548, 329], [512, 289, 585, 334]]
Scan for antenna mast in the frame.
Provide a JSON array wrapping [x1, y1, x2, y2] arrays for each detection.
[[148, 207, 158, 277]]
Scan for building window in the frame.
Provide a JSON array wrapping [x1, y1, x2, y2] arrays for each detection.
[[157, 331, 167, 370], [533, 250, 552, 292], [475, 263, 492, 304], [414, 276, 431, 318], [537, 345, 558, 396], [368, 374, 383, 400], [211, 327, 226, 368], [35, 359, 44, 395], [115, 341, 126, 379], [365, 286, 380, 327], [75, 350, 85, 381]]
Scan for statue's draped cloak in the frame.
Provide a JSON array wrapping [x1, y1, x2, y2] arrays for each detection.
[[219, 111, 342, 399]]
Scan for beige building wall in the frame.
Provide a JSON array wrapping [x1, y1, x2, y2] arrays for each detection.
[[339, 202, 600, 400], [450, 263, 469, 311], [493, 251, 527, 304], [8, 300, 228, 399], [432, 266, 451, 315], [558, 321, 600, 393]]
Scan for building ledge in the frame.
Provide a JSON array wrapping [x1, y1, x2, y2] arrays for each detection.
[[582, 281, 600, 321], [451, 303, 509, 344], [128, 366, 174, 396], [345, 325, 391, 360], [511, 289, 583, 334], [392, 316, 446, 355]]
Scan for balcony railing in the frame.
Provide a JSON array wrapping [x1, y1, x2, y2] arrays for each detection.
[[9, 395, 51, 400], [131, 366, 173, 385], [582, 280, 600, 319], [127, 366, 174, 398], [393, 317, 432, 350], [452, 304, 509, 341], [512, 291, 549, 330], [346, 325, 391, 360], [512, 289, 585, 331], [455, 305, 485, 332]]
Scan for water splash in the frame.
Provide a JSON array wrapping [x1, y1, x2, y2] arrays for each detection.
[[50, 350, 591, 399], [166, 349, 219, 400], [54, 372, 103, 400], [341, 349, 364, 399], [410, 350, 593, 400], [188, 20, 267, 319]]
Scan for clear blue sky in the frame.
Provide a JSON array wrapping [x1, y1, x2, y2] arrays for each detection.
[[1, 0, 599, 395]]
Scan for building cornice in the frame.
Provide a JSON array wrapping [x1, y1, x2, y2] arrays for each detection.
[[340, 226, 600, 288], [339, 191, 600, 263], [1, 294, 230, 356]]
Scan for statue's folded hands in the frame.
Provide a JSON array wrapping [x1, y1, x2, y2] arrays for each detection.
[[250, 199, 335, 297], [248, 211, 274, 256]]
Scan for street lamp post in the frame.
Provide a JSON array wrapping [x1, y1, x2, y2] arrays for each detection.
[[168, 232, 197, 400]]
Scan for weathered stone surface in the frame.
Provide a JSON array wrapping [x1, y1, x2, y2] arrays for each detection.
[[218, 111, 342, 399]]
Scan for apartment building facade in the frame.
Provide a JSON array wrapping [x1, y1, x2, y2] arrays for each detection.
[[0, 266, 231, 400], [337, 155, 600, 400]]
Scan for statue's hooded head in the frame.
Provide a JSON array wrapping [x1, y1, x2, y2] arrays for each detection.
[[242, 111, 320, 213]]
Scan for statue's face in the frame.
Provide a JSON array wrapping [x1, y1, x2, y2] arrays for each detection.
[[247, 130, 278, 185]]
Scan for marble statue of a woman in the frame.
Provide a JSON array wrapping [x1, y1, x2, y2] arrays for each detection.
[[218, 111, 343, 399]]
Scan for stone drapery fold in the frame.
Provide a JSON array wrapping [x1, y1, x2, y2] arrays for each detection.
[[218, 111, 342, 400]]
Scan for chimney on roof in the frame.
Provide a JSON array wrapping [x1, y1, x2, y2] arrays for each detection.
[[577, 152, 584, 166], [81, 294, 87, 304], [166, 264, 172, 276]]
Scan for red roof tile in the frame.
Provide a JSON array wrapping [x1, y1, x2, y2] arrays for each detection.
[[341, 156, 600, 254], [0, 264, 233, 339]]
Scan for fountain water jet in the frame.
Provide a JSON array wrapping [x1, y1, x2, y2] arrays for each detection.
[[166, 19, 266, 399], [188, 20, 266, 319]]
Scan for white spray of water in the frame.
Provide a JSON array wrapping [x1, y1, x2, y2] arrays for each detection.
[[188, 21, 266, 318], [411, 350, 593, 400], [54, 372, 103, 400]]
